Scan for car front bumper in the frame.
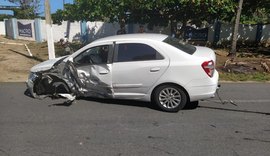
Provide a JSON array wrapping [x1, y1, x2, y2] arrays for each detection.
[[25, 72, 39, 98]]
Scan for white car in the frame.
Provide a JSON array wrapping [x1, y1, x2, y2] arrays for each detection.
[[26, 34, 219, 112]]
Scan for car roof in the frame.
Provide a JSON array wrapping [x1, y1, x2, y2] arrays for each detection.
[[92, 33, 168, 44]]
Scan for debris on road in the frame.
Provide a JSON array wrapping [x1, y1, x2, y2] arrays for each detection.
[[222, 58, 270, 74], [261, 61, 270, 72]]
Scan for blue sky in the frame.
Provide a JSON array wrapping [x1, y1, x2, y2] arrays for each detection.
[[0, 0, 74, 16]]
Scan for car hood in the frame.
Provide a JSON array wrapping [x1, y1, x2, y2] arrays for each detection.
[[30, 56, 68, 72]]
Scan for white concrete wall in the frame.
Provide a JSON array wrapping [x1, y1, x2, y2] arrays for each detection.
[[85, 22, 171, 42], [0, 21, 5, 35], [208, 24, 215, 43], [261, 24, 270, 41], [131, 24, 171, 35], [41, 20, 81, 42], [219, 23, 258, 42], [86, 21, 119, 42], [219, 23, 233, 42], [40, 20, 46, 41], [5, 19, 14, 38], [68, 21, 82, 42], [2, 19, 270, 43], [53, 21, 81, 42], [16, 19, 36, 41], [238, 24, 257, 41]]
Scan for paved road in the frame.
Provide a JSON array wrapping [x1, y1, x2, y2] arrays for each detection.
[[0, 83, 269, 156]]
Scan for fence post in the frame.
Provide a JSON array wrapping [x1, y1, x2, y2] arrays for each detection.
[[128, 23, 134, 33], [11, 18, 18, 39], [80, 21, 88, 44], [213, 21, 221, 46], [3, 18, 8, 37], [255, 23, 263, 43], [34, 18, 42, 43]]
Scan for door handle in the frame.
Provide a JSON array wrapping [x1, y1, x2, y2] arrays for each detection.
[[150, 67, 160, 72], [99, 70, 109, 75]]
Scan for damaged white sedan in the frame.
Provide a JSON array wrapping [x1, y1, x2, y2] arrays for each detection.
[[26, 34, 219, 112]]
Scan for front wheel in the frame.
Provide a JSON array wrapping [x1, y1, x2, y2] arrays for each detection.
[[153, 85, 187, 112]]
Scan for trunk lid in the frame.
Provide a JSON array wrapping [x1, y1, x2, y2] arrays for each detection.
[[193, 46, 216, 63]]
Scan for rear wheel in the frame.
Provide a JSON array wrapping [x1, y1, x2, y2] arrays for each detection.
[[184, 101, 199, 109], [153, 85, 187, 112]]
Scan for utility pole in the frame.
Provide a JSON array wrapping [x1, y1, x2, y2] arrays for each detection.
[[45, 0, 55, 59], [230, 0, 244, 57], [63, 0, 65, 11]]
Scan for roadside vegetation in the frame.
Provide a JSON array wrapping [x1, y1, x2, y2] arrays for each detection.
[[0, 35, 269, 82], [219, 72, 270, 82], [26, 41, 270, 82], [2, 0, 270, 82], [216, 46, 270, 82]]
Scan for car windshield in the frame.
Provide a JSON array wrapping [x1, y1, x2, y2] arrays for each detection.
[[163, 37, 196, 55], [53, 56, 68, 66]]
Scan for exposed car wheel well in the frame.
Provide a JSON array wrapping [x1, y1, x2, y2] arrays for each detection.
[[34, 74, 71, 96], [151, 83, 190, 103]]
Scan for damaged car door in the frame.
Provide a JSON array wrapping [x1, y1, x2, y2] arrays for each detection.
[[71, 44, 114, 98]]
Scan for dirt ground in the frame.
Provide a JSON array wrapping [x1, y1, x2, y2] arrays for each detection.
[[0, 36, 43, 82], [0, 35, 269, 82], [215, 49, 270, 73]]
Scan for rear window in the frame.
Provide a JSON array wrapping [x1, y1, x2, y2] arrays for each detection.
[[163, 37, 196, 55]]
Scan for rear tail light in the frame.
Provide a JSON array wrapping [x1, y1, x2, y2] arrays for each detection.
[[201, 60, 215, 77]]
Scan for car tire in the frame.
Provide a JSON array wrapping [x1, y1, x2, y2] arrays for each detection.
[[153, 85, 187, 112], [184, 101, 199, 109]]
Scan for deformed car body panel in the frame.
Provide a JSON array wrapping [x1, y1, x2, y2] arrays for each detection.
[[26, 34, 219, 110], [73, 63, 113, 98], [30, 56, 67, 72], [26, 58, 114, 101]]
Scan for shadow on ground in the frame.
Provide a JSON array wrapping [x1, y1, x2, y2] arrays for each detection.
[[199, 106, 270, 115], [9, 49, 44, 62], [76, 97, 159, 110], [24, 89, 199, 112], [50, 97, 200, 113]]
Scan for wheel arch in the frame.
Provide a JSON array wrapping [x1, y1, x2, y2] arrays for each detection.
[[151, 82, 190, 103]]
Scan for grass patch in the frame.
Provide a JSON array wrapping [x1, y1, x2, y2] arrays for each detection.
[[219, 72, 270, 82]]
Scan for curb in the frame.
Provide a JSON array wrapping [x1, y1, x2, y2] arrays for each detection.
[[219, 81, 270, 83]]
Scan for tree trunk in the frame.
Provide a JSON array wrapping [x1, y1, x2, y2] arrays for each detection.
[[229, 0, 244, 57]]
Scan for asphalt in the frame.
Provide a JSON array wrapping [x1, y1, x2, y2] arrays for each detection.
[[0, 82, 269, 156]]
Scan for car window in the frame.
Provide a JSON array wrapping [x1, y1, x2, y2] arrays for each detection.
[[74, 45, 110, 65], [116, 43, 163, 62], [163, 37, 196, 55]]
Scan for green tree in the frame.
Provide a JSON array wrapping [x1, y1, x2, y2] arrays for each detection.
[[52, 0, 236, 25], [6, 0, 40, 19], [230, 0, 244, 57], [52, 0, 269, 25], [0, 14, 13, 21], [241, 0, 270, 24], [229, 0, 270, 56]]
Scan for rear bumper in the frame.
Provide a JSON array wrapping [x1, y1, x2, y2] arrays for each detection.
[[188, 84, 218, 101], [185, 70, 219, 102]]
